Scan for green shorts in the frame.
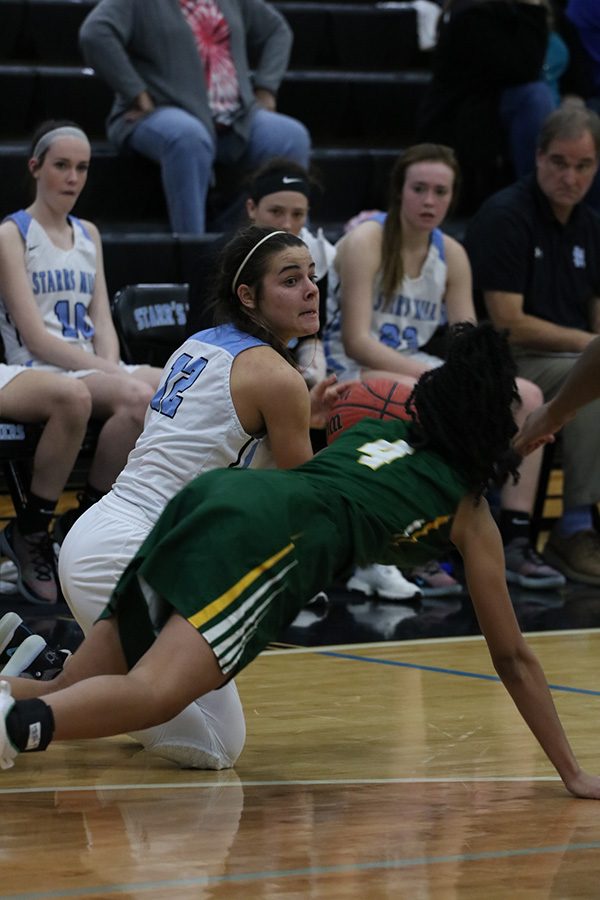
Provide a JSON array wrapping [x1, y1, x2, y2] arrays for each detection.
[[105, 467, 351, 675]]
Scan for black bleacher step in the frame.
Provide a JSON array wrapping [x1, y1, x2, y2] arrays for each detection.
[[0, 142, 402, 228], [0, 65, 430, 143], [2, 0, 427, 72], [0, 64, 111, 138]]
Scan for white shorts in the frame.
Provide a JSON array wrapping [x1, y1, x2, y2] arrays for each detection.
[[0, 364, 29, 392], [29, 360, 140, 379], [58, 492, 246, 770], [341, 350, 444, 383]]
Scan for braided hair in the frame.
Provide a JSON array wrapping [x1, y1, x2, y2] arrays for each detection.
[[406, 322, 521, 498]]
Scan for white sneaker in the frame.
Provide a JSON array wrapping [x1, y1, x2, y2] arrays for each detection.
[[0, 680, 17, 770], [346, 564, 422, 601]]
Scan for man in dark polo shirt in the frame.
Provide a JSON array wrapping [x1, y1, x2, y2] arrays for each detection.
[[465, 102, 600, 585]]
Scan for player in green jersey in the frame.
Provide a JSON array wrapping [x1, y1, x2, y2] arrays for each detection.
[[2, 322, 600, 799]]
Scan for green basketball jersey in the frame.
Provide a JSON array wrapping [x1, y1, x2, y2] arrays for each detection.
[[296, 417, 470, 570], [107, 418, 470, 674]]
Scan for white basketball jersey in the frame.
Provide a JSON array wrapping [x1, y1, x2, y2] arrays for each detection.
[[324, 216, 448, 381], [0, 210, 97, 365], [111, 324, 275, 519]]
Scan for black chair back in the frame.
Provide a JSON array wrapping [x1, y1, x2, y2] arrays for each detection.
[[111, 283, 190, 367]]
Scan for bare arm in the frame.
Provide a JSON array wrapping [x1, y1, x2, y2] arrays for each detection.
[[230, 347, 314, 468], [514, 334, 600, 455], [451, 495, 600, 798], [337, 224, 431, 379], [485, 290, 596, 353], [0, 221, 122, 374], [442, 236, 477, 325], [85, 222, 121, 364]]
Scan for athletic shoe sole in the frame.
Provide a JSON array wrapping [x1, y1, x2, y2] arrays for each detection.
[[1, 635, 47, 677], [505, 570, 566, 590], [0, 680, 17, 769], [0, 612, 23, 657], [346, 577, 422, 601]]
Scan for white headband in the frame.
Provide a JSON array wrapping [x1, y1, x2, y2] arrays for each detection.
[[231, 230, 286, 293], [32, 126, 90, 160]]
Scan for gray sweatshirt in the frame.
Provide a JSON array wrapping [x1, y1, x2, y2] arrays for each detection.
[[79, 0, 293, 161]]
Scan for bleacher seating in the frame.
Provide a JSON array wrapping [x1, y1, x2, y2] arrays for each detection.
[[0, 0, 431, 518], [0, 0, 430, 280]]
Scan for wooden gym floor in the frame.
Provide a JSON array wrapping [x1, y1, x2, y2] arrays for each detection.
[[3, 479, 600, 896], [2, 632, 600, 898]]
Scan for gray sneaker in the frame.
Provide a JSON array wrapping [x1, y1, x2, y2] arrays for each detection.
[[504, 537, 566, 589], [543, 530, 600, 585], [0, 522, 58, 604]]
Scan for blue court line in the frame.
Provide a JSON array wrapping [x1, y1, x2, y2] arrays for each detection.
[[6, 841, 600, 898], [318, 650, 600, 697]]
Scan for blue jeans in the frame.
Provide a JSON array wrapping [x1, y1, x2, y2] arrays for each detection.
[[499, 81, 557, 176], [128, 106, 311, 234]]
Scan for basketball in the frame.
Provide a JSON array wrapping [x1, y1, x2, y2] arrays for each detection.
[[326, 379, 413, 444]]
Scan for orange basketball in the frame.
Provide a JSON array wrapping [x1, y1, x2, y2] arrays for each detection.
[[326, 379, 413, 444]]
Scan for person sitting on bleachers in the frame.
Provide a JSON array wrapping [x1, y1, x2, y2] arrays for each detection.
[[78, 0, 311, 236], [417, 0, 556, 212], [0, 120, 163, 545], [323, 142, 565, 596], [0, 368, 91, 604], [464, 101, 600, 585]]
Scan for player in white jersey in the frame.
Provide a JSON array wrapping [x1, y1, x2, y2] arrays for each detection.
[[0, 120, 163, 548], [52, 227, 340, 769], [322, 143, 563, 597], [0, 366, 91, 603], [0, 210, 97, 367], [324, 215, 449, 382]]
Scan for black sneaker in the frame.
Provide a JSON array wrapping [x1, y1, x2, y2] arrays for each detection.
[[0, 521, 58, 604]]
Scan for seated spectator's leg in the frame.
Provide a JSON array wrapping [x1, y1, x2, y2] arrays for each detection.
[[0, 372, 91, 503], [515, 351, 600, 583], [82, 372, 156, 493], [499, 377, 565, 589], [128, 107, 215, 234], [0, 371, 91, 602], [501, 377, 545, 522], [244, 108, 311, 170], [53, 372, 156, 544], [499, 82, 557, 176]]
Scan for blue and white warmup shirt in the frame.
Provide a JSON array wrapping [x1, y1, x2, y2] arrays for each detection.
[[324, 214, 448, 381], [0, 210, 97, 366]]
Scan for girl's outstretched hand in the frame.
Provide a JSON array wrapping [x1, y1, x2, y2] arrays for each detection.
[[309, 374, 345, 429]]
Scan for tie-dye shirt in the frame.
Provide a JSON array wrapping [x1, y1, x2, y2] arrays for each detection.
[[179, 0, 241, 126]]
